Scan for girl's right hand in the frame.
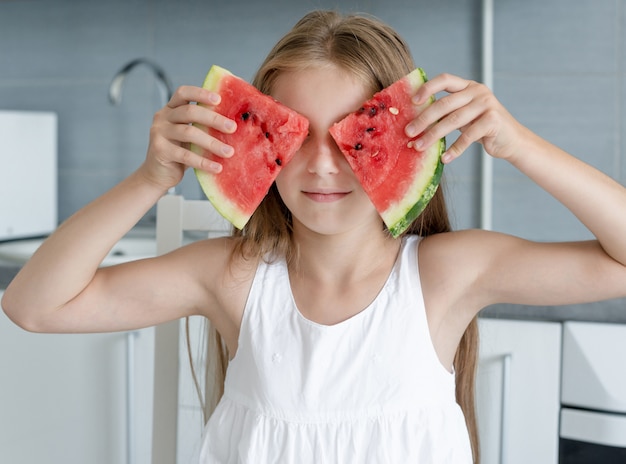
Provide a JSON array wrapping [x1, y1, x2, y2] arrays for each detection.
[[139, 85, 237, 191]]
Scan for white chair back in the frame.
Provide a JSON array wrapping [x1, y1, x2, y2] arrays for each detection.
[[152, 194, 230, 464]]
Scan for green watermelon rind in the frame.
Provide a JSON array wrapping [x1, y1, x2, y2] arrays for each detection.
[[194, 168, 246, 229], [191, 65, 251, 230], [410, 68, 436, 111], [385, 138, 445, 237], [371, 67, 444, 238]]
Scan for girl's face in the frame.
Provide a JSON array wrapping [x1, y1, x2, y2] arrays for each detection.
[[272, 65, 382, 237]]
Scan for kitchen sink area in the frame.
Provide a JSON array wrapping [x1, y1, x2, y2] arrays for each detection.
[[0, 232, 156, 268], [0, 228, 158, 290]]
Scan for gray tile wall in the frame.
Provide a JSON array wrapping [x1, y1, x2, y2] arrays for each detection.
[[493, 0, 625, 241], [1, 0, 624, 238]]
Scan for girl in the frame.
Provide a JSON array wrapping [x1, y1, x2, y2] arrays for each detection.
[[3, 10, 626, 464]]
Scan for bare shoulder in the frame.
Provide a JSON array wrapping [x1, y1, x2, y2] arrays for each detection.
[[417, 229, 626, 368], [164, 236, 259, 313], [143, 236, 258, 350], [418, 228, 504, 278], [415, 230, 497, 369], [417, 229, 528, 367], [417, 228, 545, 327], [105, 236, 257, 332], [419, 228, 626, 311], [417, 229, 499, 312]]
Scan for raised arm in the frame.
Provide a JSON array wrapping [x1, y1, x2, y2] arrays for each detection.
[[411, 74, 626, 312], [2, 86, 237, 333]]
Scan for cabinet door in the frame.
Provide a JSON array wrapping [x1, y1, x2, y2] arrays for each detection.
[[0, 291, 127, 463], [176, 316, 209, 464], [476, 318, 561, 464]]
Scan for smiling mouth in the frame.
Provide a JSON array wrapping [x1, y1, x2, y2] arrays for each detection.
[[302, 191, 350, 202]]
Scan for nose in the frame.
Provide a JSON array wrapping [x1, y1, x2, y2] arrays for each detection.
[[305, 133, 342, 175]]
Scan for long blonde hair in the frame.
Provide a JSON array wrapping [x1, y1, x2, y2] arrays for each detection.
[[193, 10, 480, 463]]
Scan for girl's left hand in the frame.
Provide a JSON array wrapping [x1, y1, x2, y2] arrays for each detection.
[[405, 73, 527, 164]]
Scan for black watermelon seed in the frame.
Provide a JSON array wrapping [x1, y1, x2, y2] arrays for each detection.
[[275, 158, 282, 166], [366, 127, 375, 132], [241, 112, 250, 121], [369, 107, 377, 117], [265, 132, 270, 138], [354, 143, 363, 150]]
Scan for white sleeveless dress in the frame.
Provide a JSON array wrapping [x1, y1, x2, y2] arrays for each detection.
[[199, 235, 473, 463]]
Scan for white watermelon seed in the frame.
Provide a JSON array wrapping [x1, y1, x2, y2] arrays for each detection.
[[389, 107, 399, 115]]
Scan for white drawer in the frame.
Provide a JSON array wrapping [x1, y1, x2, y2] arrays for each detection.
[[561, 321, 626, 412]]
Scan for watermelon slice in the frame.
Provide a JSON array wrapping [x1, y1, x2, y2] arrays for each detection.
[[329, 68, 445, 238], [191, 65, 309, 230]]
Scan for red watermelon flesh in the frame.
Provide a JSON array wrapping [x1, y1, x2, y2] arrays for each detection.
[[329, 68, 445, 238], [191, 65, 309, 230]]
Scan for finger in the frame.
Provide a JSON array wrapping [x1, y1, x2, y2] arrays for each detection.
[[161, 122, 234, 159], [441, 112, 497, 163], [406, 90, 475, 139], [428, 102, 484, 147], [169, 103, 237, 135], [177, 144, 223, 173], [152, 135, 223, 174], [167, 85, 220, 108], [412, 73, 473, 105]]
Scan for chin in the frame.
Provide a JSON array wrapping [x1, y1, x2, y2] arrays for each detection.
[[293, 212, 384, 237]]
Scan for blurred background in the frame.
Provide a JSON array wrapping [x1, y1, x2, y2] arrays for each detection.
[[1, 0, 623, 239]]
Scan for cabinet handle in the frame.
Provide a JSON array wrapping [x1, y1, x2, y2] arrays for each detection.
[[500, 353, 512, 464], [126, 330, 139, 464]]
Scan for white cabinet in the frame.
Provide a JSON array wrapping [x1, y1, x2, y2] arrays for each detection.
[[560, 322, 626, 452], [476, 318, 561, 464], [0, 290, 154, 464], [175, 316, 210, 464]]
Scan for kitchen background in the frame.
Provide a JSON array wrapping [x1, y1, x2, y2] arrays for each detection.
[[2, 0, 624, 237], [1, 0, 625, 463]]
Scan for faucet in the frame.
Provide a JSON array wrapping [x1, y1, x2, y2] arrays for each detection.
[[109, 58, 176, 195], [109, 58, 173, 107]]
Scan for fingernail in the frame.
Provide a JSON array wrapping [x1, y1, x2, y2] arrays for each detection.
[[406, 124, 418, 138], [224, 120, 236, 132], [413, 138, 424, 150], [208, 92, 220, 104], [221, 145, 234, 156], [442, 152, 452, 163]]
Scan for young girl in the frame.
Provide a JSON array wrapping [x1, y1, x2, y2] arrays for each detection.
[[3, 10, 626, 464]]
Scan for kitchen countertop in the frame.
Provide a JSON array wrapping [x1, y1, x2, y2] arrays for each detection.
[[0, 264, 20, 290], [480, 299, 626, 324], [0, 226, 158, 291]]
